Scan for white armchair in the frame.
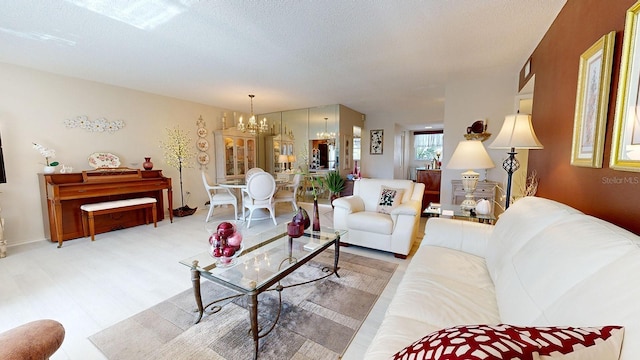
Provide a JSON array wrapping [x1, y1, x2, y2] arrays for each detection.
[[202, 171, 237, 222], [332, 178, 424, 258]]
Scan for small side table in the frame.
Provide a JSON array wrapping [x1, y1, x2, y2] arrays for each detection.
[[423, 203, 496, 224]]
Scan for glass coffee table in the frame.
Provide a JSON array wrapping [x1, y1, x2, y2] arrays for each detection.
[[423, 202, 496, 224], [179, 223, 346, 359]]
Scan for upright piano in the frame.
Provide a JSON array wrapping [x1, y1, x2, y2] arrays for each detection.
[[40, 169, 173, 247]]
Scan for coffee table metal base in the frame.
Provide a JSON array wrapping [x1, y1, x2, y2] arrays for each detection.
[[188, 234, 340, 360]]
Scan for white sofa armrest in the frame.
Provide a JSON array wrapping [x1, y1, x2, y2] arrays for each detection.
[[422, 217, 494, 258], [390, 200, 420, 217], [332, 196, 365, 213], [333, 196, 365, 231]]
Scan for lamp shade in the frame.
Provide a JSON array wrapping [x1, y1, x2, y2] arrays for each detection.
[[278, 154, 289, 163], [288, 155, 296, 162], [489, 113, 543, 149], [447, 140, 495, 170]]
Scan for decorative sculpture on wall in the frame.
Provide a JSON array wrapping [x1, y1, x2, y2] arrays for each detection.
[[64, 115, 125, 133], [196, 115, 210, 170], [464, 119, 491, 141]]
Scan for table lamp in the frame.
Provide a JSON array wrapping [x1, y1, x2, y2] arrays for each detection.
[[489, 113, 543, 209], [447, 140, 495, 210], [278, 154, 289, 172], [288, 155, 296, 170]]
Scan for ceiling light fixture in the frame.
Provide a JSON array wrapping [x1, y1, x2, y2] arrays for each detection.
[[317, 117, 336, 146], [237, 94, 268, 134]]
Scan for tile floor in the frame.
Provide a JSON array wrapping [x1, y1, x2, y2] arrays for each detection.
[[0, 203, 426, 359]]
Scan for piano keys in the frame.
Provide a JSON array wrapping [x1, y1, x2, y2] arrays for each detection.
[[40, 168, 173, 247]]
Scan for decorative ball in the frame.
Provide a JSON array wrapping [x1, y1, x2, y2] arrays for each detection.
[[475, 199, 491, 215]]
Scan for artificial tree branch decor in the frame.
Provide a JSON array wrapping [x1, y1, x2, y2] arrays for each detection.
[[161, 126, 197, 217]]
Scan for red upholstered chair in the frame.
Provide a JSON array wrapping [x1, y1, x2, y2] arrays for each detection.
[[0, 319, 65, 360]]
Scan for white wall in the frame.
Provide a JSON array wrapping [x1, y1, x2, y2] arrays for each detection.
[[440, 67, 519, 207], [0, 63, 243, 246], [361, 67, 519, 189], [360, 119, 395, 178]]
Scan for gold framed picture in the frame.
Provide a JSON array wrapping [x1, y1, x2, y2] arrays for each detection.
[[611, 1, 640, 172], [570, 31, 615, 168]]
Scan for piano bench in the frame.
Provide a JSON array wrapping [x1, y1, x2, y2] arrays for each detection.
[[80, 197, 157, 242]]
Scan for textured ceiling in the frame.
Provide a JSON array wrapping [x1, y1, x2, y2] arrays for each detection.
[[0, 0, 566, 129]]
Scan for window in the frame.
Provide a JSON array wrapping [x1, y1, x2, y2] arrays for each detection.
[[414, 131, 443, 161]]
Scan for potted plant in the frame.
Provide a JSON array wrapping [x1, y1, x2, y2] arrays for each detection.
[[324, 170, 345, 206], [160, 126, 197, 217], [32, 143, 59, 173]]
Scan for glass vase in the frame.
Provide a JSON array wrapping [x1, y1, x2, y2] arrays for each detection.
[[313, 198, 320, 231]]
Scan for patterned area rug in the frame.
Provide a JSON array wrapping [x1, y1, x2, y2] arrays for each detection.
[[89, 250, 397, 360]]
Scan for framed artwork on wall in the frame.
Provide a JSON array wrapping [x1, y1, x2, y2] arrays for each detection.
[[370, 129, 383, 155], [570, 31, 615, 168], [612, 2, 640, 172], [343, 135, 351, 170]]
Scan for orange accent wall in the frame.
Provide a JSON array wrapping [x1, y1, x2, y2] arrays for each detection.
[[524, 0, 640, 234]]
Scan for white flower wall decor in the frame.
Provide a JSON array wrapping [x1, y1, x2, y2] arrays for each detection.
[[64, 115, 125, 133]]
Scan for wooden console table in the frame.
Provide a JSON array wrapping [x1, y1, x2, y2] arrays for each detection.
[[416, 169, 441, 213]]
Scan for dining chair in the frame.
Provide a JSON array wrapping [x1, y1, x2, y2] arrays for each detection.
[[274, 173, 301, 212], [242, 171, 277, 228], [245, 167, 265, 181], [202, 171, 237, 222]]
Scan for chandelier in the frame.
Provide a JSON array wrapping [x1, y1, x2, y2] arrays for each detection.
[[317, 117, 336, 146], [238, 94, 268, 134]]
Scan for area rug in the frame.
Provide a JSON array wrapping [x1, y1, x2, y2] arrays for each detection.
[[89, 250, 397, 360]]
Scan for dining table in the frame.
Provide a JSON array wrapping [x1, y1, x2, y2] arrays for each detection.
[[219, 177, 289, 220]]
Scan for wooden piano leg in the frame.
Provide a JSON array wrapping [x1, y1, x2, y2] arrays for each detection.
[[53, 200, 64, 248]]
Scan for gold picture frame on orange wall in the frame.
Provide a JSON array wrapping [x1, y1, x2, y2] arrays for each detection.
[[570, 31, 615, 168], [611, 1, 640, 172]]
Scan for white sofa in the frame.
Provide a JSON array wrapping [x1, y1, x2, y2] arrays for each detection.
[[332, 178, 424, 258], [365, 196, 640, 359]]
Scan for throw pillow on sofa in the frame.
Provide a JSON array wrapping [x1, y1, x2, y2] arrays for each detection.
[[391, 324, 624, 360], [376, 186, 404, 214]]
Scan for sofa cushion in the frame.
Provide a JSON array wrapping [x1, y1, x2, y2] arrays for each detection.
[[486, 196, 582, 285], [391, 324, 624, 360], [376, 186, 404, 214], [496, 215, 640, 327], [530, 218, 640, 360], [365, 244, 501, 359], [348, 211, 394, 234]]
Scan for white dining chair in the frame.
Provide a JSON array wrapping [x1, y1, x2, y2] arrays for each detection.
[[242, 171, 277, 228], [273, 173, 301, 212], [202, 171, 237, 222], [245, 167, 265, 181]]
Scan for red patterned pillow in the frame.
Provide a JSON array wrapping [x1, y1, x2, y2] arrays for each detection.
[[516, 325, 624, 359], [392, 324, 624, 360]]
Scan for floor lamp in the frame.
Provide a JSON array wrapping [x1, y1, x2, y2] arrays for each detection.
[[489, 113, 543, 209], [446, 140, 495, 210]]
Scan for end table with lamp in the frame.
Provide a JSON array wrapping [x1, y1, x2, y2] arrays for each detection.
[[446, 140, 495, 211]]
